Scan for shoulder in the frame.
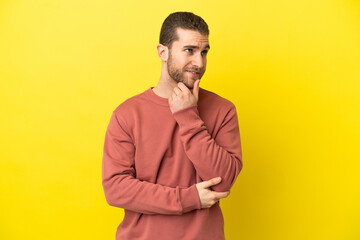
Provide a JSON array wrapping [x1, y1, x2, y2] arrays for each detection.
[[113, 88, 150, 114], [110, 88, 152, 128]]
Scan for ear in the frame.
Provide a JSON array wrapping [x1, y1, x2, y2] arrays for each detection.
[[157, 44, 168, 61]]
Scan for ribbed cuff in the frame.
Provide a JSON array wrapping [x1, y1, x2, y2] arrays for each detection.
[[179, 184, 201, 213], [172, 105, 202, 128]]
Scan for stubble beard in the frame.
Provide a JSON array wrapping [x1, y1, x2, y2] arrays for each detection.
[[167, 52, 204, 89]]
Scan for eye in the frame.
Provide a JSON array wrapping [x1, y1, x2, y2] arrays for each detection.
[[201, 50, 208, 56], [185, 49, 193, 53]]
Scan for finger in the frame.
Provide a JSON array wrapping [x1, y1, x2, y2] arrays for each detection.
[[192, 80, 200, 100], [177, 82, 191, 94], [213, 191, 230, 200], [200, 177, 222, 188], [173, 86, 182, 96]]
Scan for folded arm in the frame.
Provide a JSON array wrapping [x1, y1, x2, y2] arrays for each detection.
[[169, 81, 243, 192], [173, 104, 242, 192], [102, 112, 201, 215]]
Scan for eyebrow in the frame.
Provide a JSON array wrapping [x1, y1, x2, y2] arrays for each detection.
[[183, 44, 210, 50]]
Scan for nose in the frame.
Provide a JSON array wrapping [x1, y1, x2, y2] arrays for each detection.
[[192, 53, 205, 69]]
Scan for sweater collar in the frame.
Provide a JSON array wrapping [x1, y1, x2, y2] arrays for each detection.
[[145, 87, 169, 107]]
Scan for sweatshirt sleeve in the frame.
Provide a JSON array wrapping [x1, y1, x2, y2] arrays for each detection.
[[172, 104, 243, 192], [102, 111, 201, 215]]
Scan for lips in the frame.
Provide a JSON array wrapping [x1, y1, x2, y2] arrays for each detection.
[[186, 70, 200, 75], [186, 71, 200, 79]]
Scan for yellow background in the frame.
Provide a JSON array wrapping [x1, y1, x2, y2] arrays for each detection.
[[1, 0, 359, 239]]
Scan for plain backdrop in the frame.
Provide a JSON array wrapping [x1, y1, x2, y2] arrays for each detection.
[[1, 0, 359, 239]]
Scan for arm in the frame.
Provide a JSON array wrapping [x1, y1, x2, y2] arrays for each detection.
[[169, 81, 243, 192], [173, 104, 242, 192], [102, 111, 200, 215]]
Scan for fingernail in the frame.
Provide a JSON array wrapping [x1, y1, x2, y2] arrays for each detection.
[[217, 177, 221, 182]]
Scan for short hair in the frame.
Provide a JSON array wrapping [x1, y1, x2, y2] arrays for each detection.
[[159, 12, 209, 48]]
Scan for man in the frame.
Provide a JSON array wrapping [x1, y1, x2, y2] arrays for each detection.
[[102, 12, 242, 239]]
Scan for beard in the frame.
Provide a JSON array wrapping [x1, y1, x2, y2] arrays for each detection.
[[167, 52, 205, 89]]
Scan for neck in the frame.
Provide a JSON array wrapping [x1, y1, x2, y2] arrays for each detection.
[[152, 65, 177, 98]]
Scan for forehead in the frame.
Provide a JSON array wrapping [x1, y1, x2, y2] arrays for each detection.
[[173, 28, 209, 48]]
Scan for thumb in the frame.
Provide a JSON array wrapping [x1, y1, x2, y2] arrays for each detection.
[[201, 177, 222, 188], [192, 80, 200, 100]]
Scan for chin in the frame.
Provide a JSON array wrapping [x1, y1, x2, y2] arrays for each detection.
[[185, 78, 198, 87], [184, 81, 194, 89]]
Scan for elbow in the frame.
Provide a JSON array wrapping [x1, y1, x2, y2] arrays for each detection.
[[238, 155, 243, 173], [103, 187, 118, 208], [213, 155, 243, 192], [105, 196, 116, 207], [103, 190, 118, 207], [105, 198, 123, 208], [102, 172, 137, 209], [102, 178, 126, 208], [103, 189, 127, 209]]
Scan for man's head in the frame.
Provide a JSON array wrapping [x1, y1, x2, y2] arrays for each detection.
[[159, 12, 209, 49], [158, 12, 210, 89]]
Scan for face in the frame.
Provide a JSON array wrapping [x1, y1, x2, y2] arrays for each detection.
[[166, 28, 210, 89]]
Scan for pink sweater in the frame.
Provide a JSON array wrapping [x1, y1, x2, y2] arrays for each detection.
[[102, 87, 242, 239]]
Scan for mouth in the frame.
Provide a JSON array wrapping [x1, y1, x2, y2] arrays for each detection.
[[186, 70, 201, 77]]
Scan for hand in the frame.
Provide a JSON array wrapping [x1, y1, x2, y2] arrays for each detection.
[[196, 177, 230, 209], [168, 80, 200, 113]]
